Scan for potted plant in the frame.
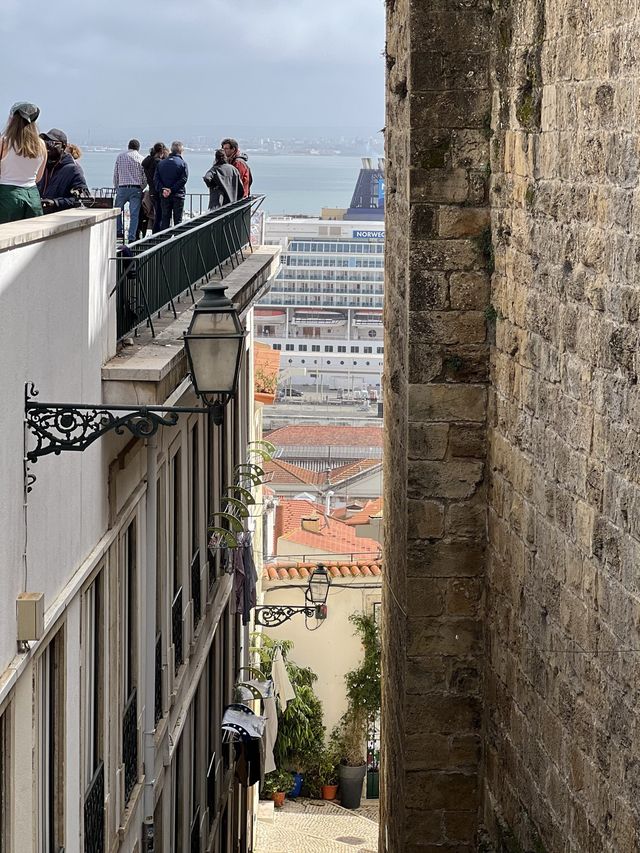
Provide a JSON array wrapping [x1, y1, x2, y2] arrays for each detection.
[[318, 744, 339, 800], [336, 612, 381, 809], [263, 770, 293, 808]]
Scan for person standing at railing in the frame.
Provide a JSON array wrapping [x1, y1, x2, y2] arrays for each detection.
[[203, 149, 243, 210], [113, 139, 146, 242], [155, 141, 188, 230], [0, 102, 46, 223], [221, 138, 252, 198], [142, 142, 168, 234], [38, 128, 88, 213]]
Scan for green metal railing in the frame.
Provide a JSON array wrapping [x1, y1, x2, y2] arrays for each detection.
[[114, 195, 264, 341]]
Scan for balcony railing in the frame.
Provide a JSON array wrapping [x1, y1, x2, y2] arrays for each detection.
[[190, 806, 201, 853], [191, 550, 201, 627], [84, 760, 104, 853], [155, 632, 163, 724], [114, 196, 263, 341], [92, 188, 211, 219], [123, 689, 138, 804], [206, 752, 216, 829], [172, 587, 183, 670]]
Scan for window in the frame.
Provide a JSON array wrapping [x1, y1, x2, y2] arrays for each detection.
[[338, 346, 346, 353], [377, 347, 384, 354], [0, 706, 10, 852], [190, 426, 201, 627], [171, 450, 184, 670], [311, 345, 320, 352], [325, 346, 333, 353], [38, 630, 65, 853], [364, 347, 373, 354], [123, 520, 138, 805], [285, 344, 294, 351], [273, 343, 281, 350], [83, 573, 105, 852], [298, 345, 307, 352], [351, 346, 359, 353]]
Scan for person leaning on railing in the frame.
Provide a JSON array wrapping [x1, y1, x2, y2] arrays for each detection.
[[203, 149, 243, 210], [37, 128, 89, 214], [0, 101, 46, 224]]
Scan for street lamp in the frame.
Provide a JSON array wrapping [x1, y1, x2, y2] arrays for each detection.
[[254, 564, 332, 628], [183, 282, 246, 425], [25, 284, 245, 464]]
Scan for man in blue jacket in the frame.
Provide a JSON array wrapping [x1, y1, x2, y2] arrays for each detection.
[[37, 128, 88, 212], [155, 141, 188, 230]]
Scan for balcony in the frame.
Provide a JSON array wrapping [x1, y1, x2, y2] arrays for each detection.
[[84, 760, 104, 853], [191, 550, 202, 627], [122, 688, 138, 804], [172, 587, 184, 669]]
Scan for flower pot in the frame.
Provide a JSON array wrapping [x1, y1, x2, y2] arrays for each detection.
[[288, 772, 304, 798], [338, 764, 367, 809], [272, 791, 286, 808], [321, 784, 338, 801]]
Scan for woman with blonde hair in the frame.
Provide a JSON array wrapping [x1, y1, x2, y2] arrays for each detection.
[[0, 101, 46, 223]]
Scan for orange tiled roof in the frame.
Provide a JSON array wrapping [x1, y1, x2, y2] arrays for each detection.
[[263, 559, 383, 581], [275, 499, 381, 556], [263, 459, 322, 486], [328, 459, 381, 483], [343, 497, 384, 526], [266, 424, 383, 448]]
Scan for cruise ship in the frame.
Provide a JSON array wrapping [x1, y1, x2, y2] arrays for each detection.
[[255, 159, 384, 392]]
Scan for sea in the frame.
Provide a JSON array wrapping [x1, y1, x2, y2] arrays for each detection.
[[79, 151, 367, 217]]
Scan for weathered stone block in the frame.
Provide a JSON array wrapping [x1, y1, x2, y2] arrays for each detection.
[[408, 461, 484, 500], [408, 498, 446, 538], [409, 423, 449, 460], [450, 271, 491, 310], [409, 384, 487, 422], [407, 617, 483, 656], [405, 771, 480, 810], [439, 207, 491, 238]]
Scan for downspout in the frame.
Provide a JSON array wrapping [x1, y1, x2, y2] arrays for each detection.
[[143, 435, 158, 850]]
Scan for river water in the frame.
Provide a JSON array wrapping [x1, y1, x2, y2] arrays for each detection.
[[79, 151, 366, 216]]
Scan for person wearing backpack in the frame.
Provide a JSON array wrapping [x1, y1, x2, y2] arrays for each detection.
[[221, 138, 252, 198]]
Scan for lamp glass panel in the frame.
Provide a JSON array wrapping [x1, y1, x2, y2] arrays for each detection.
[[187, 337, 241, 393], [309, 570, 329, 604], [190, 311, 239, 335]]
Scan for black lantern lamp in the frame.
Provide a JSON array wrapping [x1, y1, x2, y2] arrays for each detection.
[[254, 564, 332, 627], [183, 283, 246, 425], [307, 565, 331, 619]]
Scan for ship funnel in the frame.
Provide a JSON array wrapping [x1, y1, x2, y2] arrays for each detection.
[[362, 157, 373, 169]]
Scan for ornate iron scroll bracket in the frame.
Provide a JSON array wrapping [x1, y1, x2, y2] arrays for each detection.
[[253, 604, 326, 628], [24, 383, 207, 463]]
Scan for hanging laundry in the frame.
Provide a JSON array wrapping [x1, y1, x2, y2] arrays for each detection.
[[271, 647, 296, 710], [263, 695, 278, 774]]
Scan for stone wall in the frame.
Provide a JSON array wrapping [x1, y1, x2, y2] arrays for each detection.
[[382, 0, 492, 848], [484, 0, 640, 849], [386, 0, 640, 850]]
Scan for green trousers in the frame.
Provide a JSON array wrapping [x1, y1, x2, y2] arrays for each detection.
[[0, 184, 43, 224]]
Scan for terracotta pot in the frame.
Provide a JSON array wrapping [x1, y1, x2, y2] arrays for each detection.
[[321, 784, 338, 801], [272, 791, 286, 808]]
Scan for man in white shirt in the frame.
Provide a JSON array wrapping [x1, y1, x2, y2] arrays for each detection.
[[113, 139, 146, 242]]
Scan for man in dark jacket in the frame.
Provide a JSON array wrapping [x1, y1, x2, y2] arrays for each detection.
[[155, 141, 188, 230], [37, 128, 88, 212]]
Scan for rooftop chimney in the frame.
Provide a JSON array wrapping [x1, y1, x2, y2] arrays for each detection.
[[301, 516, 321, 534]]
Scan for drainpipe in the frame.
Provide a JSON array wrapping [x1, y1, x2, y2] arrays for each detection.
[[143, 435, 158, 850]]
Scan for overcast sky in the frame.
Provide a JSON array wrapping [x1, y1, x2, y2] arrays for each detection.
[[0, 0, 385, 143]]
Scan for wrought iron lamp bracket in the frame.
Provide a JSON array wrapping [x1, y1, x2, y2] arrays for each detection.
[[253, 604, 326, 628], [24, 383, 214, 464]]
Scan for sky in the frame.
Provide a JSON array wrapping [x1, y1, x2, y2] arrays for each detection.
[[0, 0, 385, 144]]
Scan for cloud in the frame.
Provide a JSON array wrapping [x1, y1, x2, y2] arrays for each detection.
[[0, 0, 384, 137]]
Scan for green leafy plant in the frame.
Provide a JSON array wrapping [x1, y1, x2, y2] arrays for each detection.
[[252, 634, 324, 771], [333, 612, 382, 767], [263, 769, 294, 796]]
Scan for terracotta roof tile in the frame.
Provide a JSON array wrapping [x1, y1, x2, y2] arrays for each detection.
[[264, 459, 322, 486], [274, 498, 381, 558], [328, 459, 382, 484], [343, 497, 384, 526], [263, 559, 384, 581], [266, 424, 383, 448]]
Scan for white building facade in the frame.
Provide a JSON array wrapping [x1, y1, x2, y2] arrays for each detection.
[[0, 209, 278, 853]]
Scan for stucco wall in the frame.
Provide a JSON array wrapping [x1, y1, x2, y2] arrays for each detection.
[[0, 210, 116, 675], [261, 577, 382, 735]]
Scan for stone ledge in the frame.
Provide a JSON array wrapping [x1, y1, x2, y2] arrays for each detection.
[[102, 245, 280, 406], [0, 207, 117, 254]]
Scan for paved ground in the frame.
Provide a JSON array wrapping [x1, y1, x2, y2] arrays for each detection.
[[256, 798, 379, 852]]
